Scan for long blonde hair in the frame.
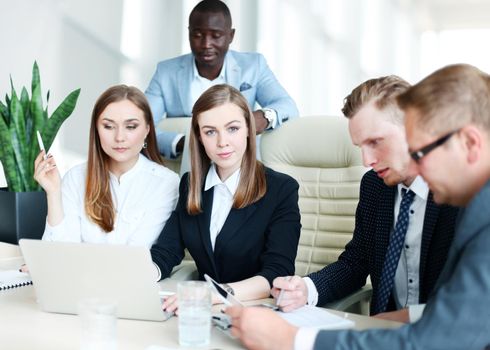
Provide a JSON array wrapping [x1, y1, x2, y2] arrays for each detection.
[[85, 85, 163, 232], [187, 84, 266, 215]]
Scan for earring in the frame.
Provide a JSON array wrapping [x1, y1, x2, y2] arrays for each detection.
[[143, 140, 148, 149]]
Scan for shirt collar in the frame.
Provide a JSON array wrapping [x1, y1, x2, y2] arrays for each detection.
[[109, 153, 145, 184], [204, 163, 240, 195], [192, 54, 228, 81], [398, 175, 429, 201]]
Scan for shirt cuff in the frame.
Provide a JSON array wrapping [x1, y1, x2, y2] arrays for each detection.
[[408, 303, 425, 323], [171, 133, 185, 158], [303, 277, 319, 306], [154, 262, 162, 282], [262, 108, 278, 129], [294, 327, 319, 350]]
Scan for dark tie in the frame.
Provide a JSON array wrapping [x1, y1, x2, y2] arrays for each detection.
[[374, 189, 416, 314]]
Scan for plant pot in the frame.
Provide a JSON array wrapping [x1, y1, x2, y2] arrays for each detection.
[[0, 188, 47, 244]]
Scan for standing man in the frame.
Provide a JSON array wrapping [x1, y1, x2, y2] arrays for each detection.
[[272, 76, 457, 323], [226, 64, 490, 350], [145, 0, 298, 159]]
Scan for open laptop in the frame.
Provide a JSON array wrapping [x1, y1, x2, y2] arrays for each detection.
[[19, 239, 170, 321]]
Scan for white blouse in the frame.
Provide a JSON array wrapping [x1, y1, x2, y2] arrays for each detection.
[[42, 154, 179, 249], [204, 164, 240, 250]]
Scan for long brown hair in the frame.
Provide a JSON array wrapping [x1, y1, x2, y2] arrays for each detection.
[[187, 84, 266, 214], [85, 84, 163, 232]]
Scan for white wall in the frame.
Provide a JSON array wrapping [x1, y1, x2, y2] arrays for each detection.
[[1, 0, 489, 187]]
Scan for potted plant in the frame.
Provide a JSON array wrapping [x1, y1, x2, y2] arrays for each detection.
[[0, 62, 80, 244]]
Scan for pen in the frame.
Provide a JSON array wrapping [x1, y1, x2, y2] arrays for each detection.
[[36, 130, 48, 160], [276, 276, 292, 307]]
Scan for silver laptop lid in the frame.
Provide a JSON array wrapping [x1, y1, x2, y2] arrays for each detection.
[[19, 239, 167, 321]]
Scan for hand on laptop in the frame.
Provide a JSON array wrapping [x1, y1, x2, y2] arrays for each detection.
[[271, 275, 308, 312], [162, 294, 179, 315], [19, 264, 30, 273]]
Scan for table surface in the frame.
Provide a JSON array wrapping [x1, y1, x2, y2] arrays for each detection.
[[0, 244, 402, 349]]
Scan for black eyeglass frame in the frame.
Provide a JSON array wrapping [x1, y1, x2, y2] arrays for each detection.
[[410, 129, 460, 163]]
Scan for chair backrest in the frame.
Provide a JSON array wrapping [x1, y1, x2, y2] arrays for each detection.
[[156, 117, 192, 175], [261, 116, 367, 276]]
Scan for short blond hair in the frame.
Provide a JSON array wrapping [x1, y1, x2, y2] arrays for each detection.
[[342, 75, 411, 123], [397, 64, 490, 134]]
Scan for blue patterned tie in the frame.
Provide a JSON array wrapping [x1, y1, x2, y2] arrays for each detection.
[[375, 189, 416, 314]]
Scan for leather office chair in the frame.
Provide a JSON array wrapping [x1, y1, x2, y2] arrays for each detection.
[[156, 117, 192, 176], [261, 115, 371, 314]]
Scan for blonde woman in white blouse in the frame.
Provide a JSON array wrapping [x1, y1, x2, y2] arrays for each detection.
[[33, 85, 179, 248]]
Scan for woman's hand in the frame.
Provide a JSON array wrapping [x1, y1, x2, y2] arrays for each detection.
[[162, 294, 180, 315], [34, 151, 61, 195]]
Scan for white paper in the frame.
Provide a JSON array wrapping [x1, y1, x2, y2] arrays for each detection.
[[278, 305, 355, 330]]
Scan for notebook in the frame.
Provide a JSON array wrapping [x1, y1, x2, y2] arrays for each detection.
[[0, 270, 32, 290], [19, 239, 171, 321]]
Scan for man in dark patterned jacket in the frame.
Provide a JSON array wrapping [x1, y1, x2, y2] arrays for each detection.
[[271, 75, 459, 323]]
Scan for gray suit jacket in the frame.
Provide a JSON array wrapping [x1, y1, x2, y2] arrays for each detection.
[[314, 180, 490, 349]]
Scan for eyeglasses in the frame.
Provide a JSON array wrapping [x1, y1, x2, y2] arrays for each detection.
[[410, 129, 460, 163]]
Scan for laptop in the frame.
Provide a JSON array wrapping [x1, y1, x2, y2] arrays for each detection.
[[19, 239, 170, 321]]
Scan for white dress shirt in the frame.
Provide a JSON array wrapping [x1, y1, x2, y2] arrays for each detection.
[[170, 58, 228, 157], [303, 176, 429, 323], [42, 154, 179, 249], [204, 164, 240, 250]]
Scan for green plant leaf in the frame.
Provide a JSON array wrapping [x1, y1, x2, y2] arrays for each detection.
[[43, 88, 81, 150], [0, 116, 22, 191], [0, 100, 9, 125], [9, 89, 29, 191]]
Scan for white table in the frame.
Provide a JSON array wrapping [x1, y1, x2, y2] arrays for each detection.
[[0, 248, 402, 349]]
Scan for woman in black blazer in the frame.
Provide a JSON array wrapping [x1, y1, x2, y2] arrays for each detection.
[[151, 84, 301, 307]]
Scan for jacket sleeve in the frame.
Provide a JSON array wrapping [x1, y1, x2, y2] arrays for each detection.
[[312, 228, 490, 350], [254, 53, 299, 126], [150, 174, 188, 280], [308, 173, 374, 305], [257, 175, 301, 286]]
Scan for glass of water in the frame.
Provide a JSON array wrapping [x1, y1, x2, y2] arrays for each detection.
[[78, 298, 117, 350], [178, 281, 212, 347]]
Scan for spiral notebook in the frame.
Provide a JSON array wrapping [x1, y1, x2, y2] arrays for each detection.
[[0, 270, 33, 291]]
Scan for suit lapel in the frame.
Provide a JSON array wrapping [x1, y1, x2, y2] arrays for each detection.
[[213, 203, 258, 257], [418, 192, 439, 296], [226, 52, 242, 89], [178, 55, 194, 116], [198, 188, 217, 274]]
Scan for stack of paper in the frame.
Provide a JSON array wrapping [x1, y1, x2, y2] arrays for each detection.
[[278, 305, 355, 330]]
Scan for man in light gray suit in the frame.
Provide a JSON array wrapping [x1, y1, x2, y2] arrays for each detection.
[[145, 0, 298, 159], [226, 64, 490, 350]]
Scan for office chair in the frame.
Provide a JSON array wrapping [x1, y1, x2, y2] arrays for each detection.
[[261, 115, 371, 314]]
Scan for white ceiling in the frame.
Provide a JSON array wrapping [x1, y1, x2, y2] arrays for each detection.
[[414, 0, 490, 30]]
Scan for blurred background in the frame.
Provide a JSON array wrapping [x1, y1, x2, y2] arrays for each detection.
[[2, 0, 490, 185]]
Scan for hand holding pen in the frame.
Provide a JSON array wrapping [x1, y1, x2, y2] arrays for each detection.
[[34, 131, 61, 195], [271, 275, 309, 312]]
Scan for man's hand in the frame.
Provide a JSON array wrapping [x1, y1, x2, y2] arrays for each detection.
[[226, 306, 298, 350], [271, 275, 308, 312], [373, 308, 409, 323], [253, 110, 268, 134]]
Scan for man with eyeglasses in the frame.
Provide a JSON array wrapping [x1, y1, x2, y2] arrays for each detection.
[[269, 76, 458, 325], [225, 65, 490, 350]]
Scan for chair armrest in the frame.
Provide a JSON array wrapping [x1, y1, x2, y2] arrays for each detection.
[[169, 261, 198, 281], [321, 285, 372, 315]]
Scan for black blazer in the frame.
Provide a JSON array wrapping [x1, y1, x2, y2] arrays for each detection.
[[151, 167, 301, 285], [308, 170, 458, 314]]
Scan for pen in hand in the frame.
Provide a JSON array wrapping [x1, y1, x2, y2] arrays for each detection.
[[276, 276, 292, 307]]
